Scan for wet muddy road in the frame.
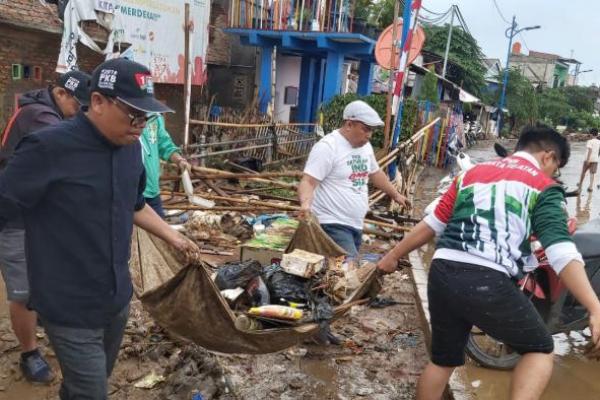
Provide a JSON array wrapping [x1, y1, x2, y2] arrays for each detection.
[[417, 140, 600, 400]]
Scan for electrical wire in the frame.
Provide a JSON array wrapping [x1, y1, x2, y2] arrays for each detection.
[[420, 7, 452, 18], [418, 7, 453, 25], [455, 6, 473, 37], [517, 32, 530, 52], [491, 0, 510, 24], [418, 13, 452, 25], [422, 5, 449, 16]]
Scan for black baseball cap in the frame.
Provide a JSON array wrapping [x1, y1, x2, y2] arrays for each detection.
[[57, 70, 91, 106], [89, 58, 173, 113]]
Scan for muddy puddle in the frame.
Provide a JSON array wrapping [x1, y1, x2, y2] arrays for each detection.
[[298, 356, 339, 398], [434, 140, 600, 400]]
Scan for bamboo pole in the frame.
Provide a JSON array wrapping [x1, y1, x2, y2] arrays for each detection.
[[363, 227, 403, 239], [368, 189, 383, 200], [232, 185, 295, 193], [162, 171, 302, 180], [161, 191, 414, 232], [190, 166, 297, 188], [183, 3, 192, 149], [163, 205, 282, 212], [368, 191, 387, 207], [377, 117, 440, 169], [383, 0, 400, 150]]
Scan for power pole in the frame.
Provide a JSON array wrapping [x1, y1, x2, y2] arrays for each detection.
[[498, 15, 516, 137], [442, 5, 455, 78], [498, 17, 541, 136]]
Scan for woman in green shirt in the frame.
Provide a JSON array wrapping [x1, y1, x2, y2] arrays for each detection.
[[140, 115, 190, 217]]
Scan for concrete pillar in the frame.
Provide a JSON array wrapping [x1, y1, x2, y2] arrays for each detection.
[[357, 60, 373, 96], [297, 57, 316, 124], [322, 51, 344, 104], [311, 59, 324, 123], [258, 46, 273, 114]]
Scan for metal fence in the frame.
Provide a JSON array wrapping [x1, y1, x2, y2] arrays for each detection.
[[187, 121, 320, 166]]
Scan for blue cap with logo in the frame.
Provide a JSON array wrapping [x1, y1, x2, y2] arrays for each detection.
[[57, 70, 91, 106], [90, 58, 173, 114]]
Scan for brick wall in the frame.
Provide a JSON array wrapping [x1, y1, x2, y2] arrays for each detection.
[[154, 84, 207, 145], [206, 0, 231, 65], [0, 0, 62, 34], [0, 24, 105, 130], [1, 0, 258, 141]]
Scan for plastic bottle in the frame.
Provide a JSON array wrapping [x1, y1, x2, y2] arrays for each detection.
[[234, 315, 263, 331], [248, 305, 303, 321], [191, 390, 204, 400]]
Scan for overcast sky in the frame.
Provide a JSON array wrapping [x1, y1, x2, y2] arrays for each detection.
[[421, 0, 600, 86]]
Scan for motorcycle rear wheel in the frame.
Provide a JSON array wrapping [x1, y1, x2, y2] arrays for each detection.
[[465, 328, 521, 370]]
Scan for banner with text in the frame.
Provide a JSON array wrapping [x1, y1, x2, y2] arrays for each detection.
[[116, 0, 210, 85]]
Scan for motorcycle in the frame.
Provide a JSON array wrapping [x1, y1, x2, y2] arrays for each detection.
[[466, 217, 600, 370], [424, 143, 600, 370]]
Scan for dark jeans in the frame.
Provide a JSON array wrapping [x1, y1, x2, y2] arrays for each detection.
[[41, 305, 130, 400], [145, 195, 165, 218], [428, 259, 553, 367], [320, 223, 362, 257]]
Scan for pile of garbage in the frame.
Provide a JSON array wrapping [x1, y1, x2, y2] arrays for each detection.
[[213, 249, 378, 332]]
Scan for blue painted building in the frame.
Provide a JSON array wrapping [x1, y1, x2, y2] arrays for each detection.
[[224, 29, 377, 123]]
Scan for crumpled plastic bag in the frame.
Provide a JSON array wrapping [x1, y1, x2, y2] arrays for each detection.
[[265, 266, 310, 304], [215, 260, 262, 290]]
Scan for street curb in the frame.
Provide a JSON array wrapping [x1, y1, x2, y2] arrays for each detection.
[[406, 166, 471, 400], [408, 250, 471, 400]]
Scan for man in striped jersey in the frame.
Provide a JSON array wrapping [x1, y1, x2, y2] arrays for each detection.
[[377, 126, 600, 400]]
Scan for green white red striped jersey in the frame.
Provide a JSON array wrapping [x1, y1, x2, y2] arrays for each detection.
[[424, 151, 583, 277]]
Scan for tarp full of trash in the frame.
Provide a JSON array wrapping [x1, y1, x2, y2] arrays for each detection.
[[129, 217, 381, 354]]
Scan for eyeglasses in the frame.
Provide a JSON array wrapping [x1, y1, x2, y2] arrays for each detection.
[[358, 122, 374, 132], [110, 98, 157, 127], [546, 150, 562, 178]]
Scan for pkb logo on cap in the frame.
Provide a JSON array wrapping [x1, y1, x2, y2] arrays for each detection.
[[98, 69, 118, 90], [64, 77, 80, 91], [135, 73, 154, 94]]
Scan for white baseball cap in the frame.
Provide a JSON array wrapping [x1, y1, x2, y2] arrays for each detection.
[[343, 100, 384, 127]]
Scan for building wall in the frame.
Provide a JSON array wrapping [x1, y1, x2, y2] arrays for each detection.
[[273, 55, 301, 123], [509, 53, 556, 87], [0, 0, 61, 33], [553, 64, 568, 88], [1, 0, 258, 145], [0, 24, 104, 130], [205, 0, 257, 112]]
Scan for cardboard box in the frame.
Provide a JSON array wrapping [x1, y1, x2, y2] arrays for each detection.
[[281, 249, 325, 278], [240, 245, 284, 266]]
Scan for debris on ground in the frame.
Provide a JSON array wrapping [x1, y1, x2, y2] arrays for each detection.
[[134, 371, 165, 389]]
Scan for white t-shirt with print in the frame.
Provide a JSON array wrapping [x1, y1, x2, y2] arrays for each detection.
[[586, 138, 600, 163], [304, 130, 380, 230]]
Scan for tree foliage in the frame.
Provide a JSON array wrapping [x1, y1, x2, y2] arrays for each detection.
[[421, 24, 487, 96], [490, 68, 539, 129], [418, 67, 439, 105], [320, 93, 419, 148], [488, 68, 600, 131]]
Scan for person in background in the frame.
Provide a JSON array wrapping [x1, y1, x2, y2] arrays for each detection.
[[346, 74, 358, 94], [578, 127, 599, 192], [0, 58, 200, 399], [298, 100, 410, 257], [140, 114, 191, 218], [377, 126, 600, 400], [0, 70, 90, 384]]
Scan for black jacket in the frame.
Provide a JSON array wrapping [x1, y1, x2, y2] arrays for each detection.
[[0, 112, 145, 327], [0, 88, 63, 228]]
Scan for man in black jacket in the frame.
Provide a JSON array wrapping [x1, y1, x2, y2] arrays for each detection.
[[0, 70, 90, 384], [0, 58, 199, 399]]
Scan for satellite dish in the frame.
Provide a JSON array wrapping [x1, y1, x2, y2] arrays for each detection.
[[375, 19, 426, 70]]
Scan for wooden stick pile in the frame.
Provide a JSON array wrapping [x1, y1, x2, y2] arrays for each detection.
[[160, 132, 431, 238]]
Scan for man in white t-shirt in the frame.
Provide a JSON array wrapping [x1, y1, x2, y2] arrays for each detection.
[[579, 128, 600, 192], [298, 101, 410, 257]]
